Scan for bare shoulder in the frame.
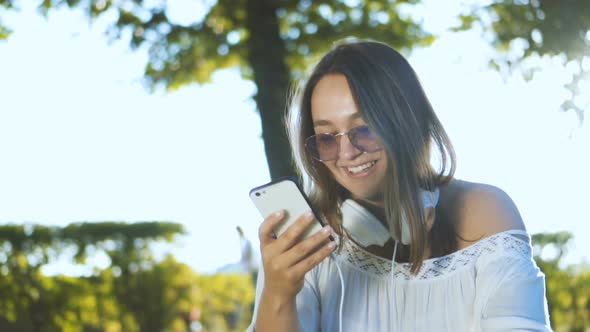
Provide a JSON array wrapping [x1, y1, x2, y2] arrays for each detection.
[[441, 179, 526, 245]]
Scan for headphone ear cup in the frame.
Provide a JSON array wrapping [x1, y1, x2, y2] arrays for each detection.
[[400, 188, 441, 245], [341, 199, 391, 247]]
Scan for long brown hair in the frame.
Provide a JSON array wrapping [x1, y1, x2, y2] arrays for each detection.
[[287, 39, 456, 273]]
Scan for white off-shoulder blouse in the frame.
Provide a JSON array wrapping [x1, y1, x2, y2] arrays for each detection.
[[248, 210, 552, 331]]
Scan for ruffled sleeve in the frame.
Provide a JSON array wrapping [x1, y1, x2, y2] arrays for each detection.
[[246, 266, 321, 332], [476, 235, 552, 331]]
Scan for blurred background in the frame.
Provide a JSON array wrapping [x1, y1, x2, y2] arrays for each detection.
[[0, 0, 588, 331]]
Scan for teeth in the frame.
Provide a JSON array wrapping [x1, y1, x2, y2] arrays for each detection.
[[348, 161, 376, 174]]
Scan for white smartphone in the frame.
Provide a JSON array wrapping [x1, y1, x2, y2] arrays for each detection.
[[249, 177, 332, 241]]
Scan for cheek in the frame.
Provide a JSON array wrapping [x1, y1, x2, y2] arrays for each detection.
[[324, 162, 340, 178], [376, 162, 388, 182], [322, 163, 347, 186]]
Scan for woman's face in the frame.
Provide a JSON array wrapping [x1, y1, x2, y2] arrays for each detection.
[[310, 74, 388, 204]]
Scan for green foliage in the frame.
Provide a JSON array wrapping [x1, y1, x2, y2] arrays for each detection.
[[532, 231, 590, 331], [0, 223, 589, 331], [0, 0, 15, 40], [0, 21, 11, 40], [22, 0, 435, 90], [0, 221, 255, 332], [0, 221, 185, 332], [274, 0, 436, 79], [111, 255, 197, 332], [195, 273, 255, 331], [5, 0, 437, 179], [454, 0, 590, 122]]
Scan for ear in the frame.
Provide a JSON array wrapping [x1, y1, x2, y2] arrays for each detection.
[[425, 207, 436, 232]]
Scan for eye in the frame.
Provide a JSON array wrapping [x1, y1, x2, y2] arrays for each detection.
[[356, 125, 376, 138], [349, 125, 382, 152], [317, 133, 335, 142]]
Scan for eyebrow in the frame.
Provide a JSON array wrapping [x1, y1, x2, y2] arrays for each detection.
[[313, 112, 363, 127]]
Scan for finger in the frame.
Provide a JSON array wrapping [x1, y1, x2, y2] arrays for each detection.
[[281, 225, 334, 267], [258, 210, 285, 245], [275, 211, 316, 252], [290, 240, 337, 276]]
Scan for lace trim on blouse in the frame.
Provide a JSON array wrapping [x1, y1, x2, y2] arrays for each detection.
[[337, 230, 532, 280]]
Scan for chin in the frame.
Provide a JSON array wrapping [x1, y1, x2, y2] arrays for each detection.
[[349, 187, 384, 203], [336, 177, 383, 200], [342, 169, 387, 201]]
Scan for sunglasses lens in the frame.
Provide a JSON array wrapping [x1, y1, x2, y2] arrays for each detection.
[[306, 134, 338, 161], [350, 126, 381, 152], [306, 126, 382, 161]]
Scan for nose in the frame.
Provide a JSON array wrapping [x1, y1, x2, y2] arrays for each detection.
[[337, 134, 363, 161]]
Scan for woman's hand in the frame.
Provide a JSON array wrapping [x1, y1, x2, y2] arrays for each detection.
[[258, 210, 336, 302]]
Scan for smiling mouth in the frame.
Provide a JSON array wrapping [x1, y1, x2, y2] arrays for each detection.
[[346, 161, 377, 174]]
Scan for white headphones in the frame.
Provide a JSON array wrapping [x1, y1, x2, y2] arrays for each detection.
[[341, 188, 440, 246]]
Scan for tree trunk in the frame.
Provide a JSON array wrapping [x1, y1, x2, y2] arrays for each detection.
[[245, 0, 296, 180]]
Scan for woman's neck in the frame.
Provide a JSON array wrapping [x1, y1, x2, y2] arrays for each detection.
[[352, 197, 435, 262], [354, 198, 387, 225]]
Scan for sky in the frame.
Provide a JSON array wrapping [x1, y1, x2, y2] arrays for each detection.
[[0, 0, 588, 274]]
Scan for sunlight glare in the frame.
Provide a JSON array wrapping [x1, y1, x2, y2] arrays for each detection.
[[166, 0, 210, 26]]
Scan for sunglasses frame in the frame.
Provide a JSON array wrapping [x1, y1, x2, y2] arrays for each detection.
[[304, 125, 383, 162]]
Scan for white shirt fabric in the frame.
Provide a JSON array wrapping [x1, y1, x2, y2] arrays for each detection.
[[247, 202, 552, 331]]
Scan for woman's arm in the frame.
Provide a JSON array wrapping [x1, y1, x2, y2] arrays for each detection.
[[478, 252, 552, 331], [459, 183, 551, 330], [255, 290, 302, 332]]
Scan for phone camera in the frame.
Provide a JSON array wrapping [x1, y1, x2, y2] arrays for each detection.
[[255, 192, 261, 197]]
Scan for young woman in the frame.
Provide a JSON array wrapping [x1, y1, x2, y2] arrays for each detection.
[[248, 40, 551, 331]]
